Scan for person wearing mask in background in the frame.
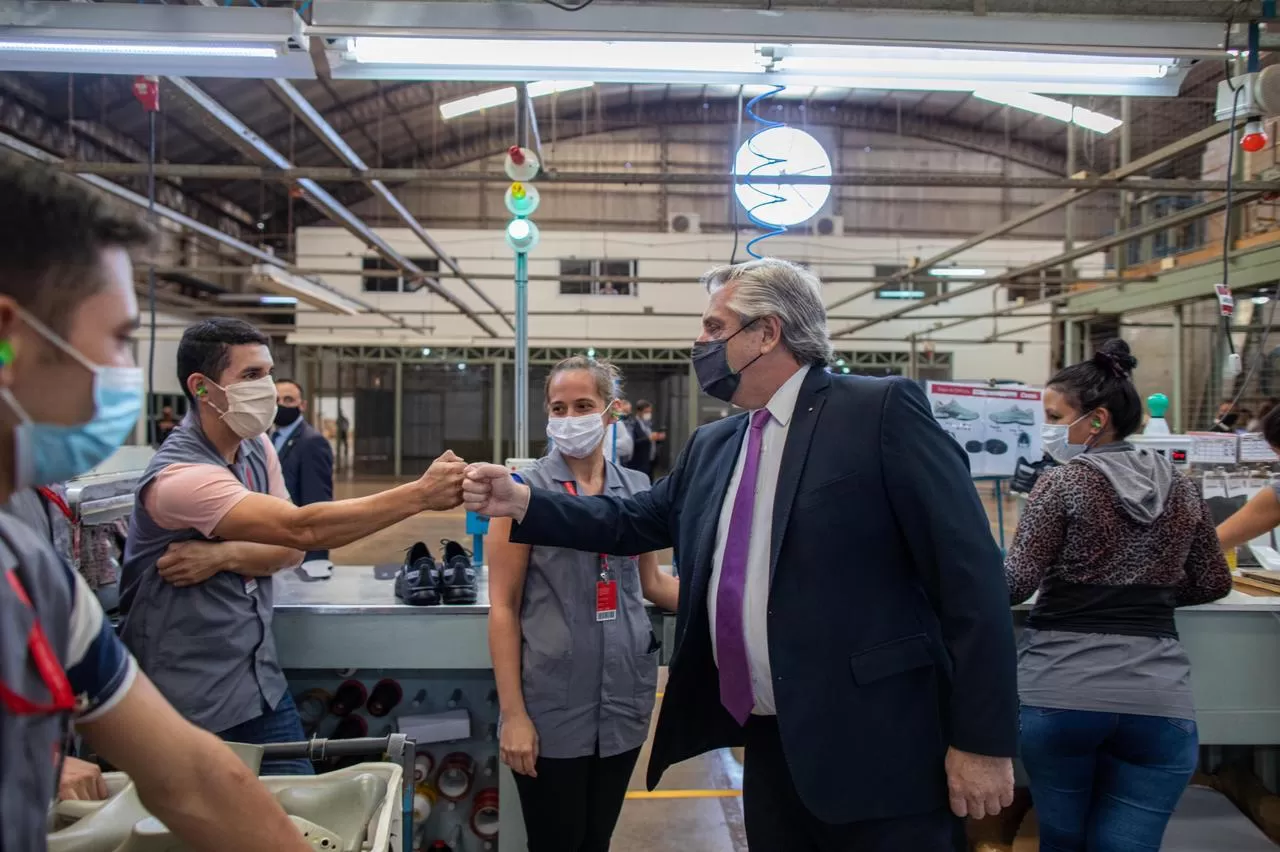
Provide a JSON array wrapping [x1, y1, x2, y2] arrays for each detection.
[[119, 317, 466, 773], [625, 400, 667, 481], [272, 378, 334, 568], [488, 357, 678, 852], [603, 397, 633, 465], [156, 404, 178, 444], [0, 160, 310, 851], [335, 409, 350, 472], [1219, 404, 1280, 550], [466, 258, 1017, 852], [1006, 339, 1232, 852]]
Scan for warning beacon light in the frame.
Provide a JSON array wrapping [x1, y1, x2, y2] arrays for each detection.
[[1241, 119, 1269, 154], [505, 217, 540, 253], [504, 182, 540, 218], [504, 146, 540, 182]]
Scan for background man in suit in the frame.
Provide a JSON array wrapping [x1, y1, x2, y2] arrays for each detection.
[[464, 258, 1017, 852], [273, 378, 335, 565]]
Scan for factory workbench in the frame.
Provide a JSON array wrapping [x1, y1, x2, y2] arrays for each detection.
[[271, 570, 1280, 851]]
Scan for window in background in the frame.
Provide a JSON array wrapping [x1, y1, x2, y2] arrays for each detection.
[[361, 256, 442, 292], [559, 259, 639, 296]]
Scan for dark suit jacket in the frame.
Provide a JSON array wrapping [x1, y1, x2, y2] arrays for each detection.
[[510, 368, 1017, 824], [276, 420, 334, 562]]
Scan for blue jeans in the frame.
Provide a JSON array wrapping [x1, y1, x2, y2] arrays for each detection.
[[1019, 706, 1197, 852], [216, 692, 314, 776]]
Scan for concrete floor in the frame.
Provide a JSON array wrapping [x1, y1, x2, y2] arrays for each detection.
[[329, 475, 1018, 851]]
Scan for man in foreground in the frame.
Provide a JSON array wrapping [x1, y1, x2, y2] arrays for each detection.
[[120, 317, 464, 772], [465, 258, 1018, 851], [0, 159, 308, 850]]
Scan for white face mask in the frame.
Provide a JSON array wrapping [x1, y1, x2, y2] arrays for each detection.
[[205, 375, 277, 439], [546, 412, 606, 459], [1041, 412, 1093, 463]]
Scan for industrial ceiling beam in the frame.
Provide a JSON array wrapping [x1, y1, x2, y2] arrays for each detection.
[[165, 76, 497, 338], [44, 162, 1280, 193], [266, 78, 513, 331], [848, 189, 1261, 340], [0, 130, 423, 336], [829, 118, 1237, 334]]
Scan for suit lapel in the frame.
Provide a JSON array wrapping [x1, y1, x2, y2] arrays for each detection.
[[769, 368, 830, 583], [689, 415, 749, 602]]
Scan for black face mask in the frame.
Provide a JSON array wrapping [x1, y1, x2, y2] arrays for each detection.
[[691, 318, 763, 404], [273, 405, 302, 428]]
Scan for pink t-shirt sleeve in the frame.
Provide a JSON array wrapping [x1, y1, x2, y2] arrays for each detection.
[[143, 464, 251, 537], [260, 435, 293, 503]]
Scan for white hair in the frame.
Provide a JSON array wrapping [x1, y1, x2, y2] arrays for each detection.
[[701, 258, 833, 366]]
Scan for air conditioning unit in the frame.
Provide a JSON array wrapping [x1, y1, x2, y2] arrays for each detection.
[[811, 215, 844, 237], [668, 212, 701, 234]]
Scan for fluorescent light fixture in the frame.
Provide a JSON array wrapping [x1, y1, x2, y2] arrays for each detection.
[[440, 81, 593, 119], [879, 290, 928, 299], [975, 90, 1123, 134], [260, 296, 300, 306], [329, 33, 1184, 95], [0, 3, 314, 78], [1254, 295, 1271, 305], [930, 267, 987, 277], [249, 265, 361, 315]]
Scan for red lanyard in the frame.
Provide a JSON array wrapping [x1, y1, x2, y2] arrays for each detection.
[[0, 570, 76, 715], [561, 481, 619, 622], [560, 481, 611, 577], [37, 487, 73, 523]]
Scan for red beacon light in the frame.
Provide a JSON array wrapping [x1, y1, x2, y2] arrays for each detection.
[[1241, 120, 1269, 154]]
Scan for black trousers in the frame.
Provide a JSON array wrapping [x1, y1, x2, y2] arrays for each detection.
[[513, 746, 641, 852], [744, 716, 965, 852]]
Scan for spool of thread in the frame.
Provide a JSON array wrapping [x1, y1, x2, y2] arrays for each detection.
[[366, 679, 403, 717], [329, 680, 367, 717], [447, 688, 464, 708], [413, 752, 436, 784], [482, 756, 498, 778], [470, 787, 500, 840], [435, 752, 476, 801], [411, 784, 436, 828], [410, 689, 428, 709], [295, 688, 331, 731], [331, 714, 368, 740]]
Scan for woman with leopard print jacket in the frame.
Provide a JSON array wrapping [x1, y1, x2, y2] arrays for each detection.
[[1005, 339, 1230, 852]]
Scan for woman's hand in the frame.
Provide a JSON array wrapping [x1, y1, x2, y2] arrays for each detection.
[[500, 713, 540, 777]]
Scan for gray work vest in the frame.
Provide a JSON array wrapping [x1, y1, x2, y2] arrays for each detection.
[[118, 413, 286, 733], [0, 511, 74, 852], [516, 453, 659, 759]]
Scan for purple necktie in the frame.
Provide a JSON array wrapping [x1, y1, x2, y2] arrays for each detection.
[[716, 408, 771, 725]]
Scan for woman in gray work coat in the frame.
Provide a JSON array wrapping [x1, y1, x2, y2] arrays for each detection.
[[487, 356, 679, 852]]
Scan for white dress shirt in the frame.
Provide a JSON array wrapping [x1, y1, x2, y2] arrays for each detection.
[[708, 364, 810, 716]]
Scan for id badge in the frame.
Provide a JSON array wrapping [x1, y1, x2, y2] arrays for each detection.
[[244, 578, 259, 595], [596, 580, 618, 622]]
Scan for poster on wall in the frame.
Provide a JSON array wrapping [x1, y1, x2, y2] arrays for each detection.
[[926, 382, 1044, 478]]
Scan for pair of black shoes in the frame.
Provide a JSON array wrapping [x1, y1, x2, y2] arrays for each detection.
[[394, 539, 478, 606], [964, 439, 1009, 455]]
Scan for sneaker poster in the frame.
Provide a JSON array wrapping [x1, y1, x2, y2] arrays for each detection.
[[926, 382, 1043, 477]]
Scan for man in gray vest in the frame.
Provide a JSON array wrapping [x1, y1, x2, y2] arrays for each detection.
[[0, 159, 310, 851], [120, 317, 465, 774]]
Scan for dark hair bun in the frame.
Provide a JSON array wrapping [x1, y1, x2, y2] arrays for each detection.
[[1093, 338, 1138, 378]]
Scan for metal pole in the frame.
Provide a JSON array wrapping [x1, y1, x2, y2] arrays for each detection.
[[393, 360, 403, 479], [908, 334, 919, 381], [514, 252, 530, 459], [491, 360, 504, 463], [1172, 304, 1185, 433], [1064, 121, 1077, 284], [1118, 96, 1132, 275], [1064, 319, 1079, 366]]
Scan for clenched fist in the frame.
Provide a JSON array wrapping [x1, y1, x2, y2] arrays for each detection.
[[419, 450, 467, 511], [462, 463, 531, 521]]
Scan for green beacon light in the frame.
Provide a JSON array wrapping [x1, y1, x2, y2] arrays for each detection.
[[1147, 393, 1169, 419]]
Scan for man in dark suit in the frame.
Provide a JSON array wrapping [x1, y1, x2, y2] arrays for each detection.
[[464, 258, 1017, 851], [273, 378, 334, 564]]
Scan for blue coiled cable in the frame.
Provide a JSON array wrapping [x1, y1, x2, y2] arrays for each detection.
[[741, 85, 788, 259]]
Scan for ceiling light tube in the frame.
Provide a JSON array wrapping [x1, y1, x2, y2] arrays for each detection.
[[0, 41, 282, 59], [929, 267, 988, 277], [249, 264, 362, 316], [440, 80, 593, 119], [975, 90, 1123, 134]]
